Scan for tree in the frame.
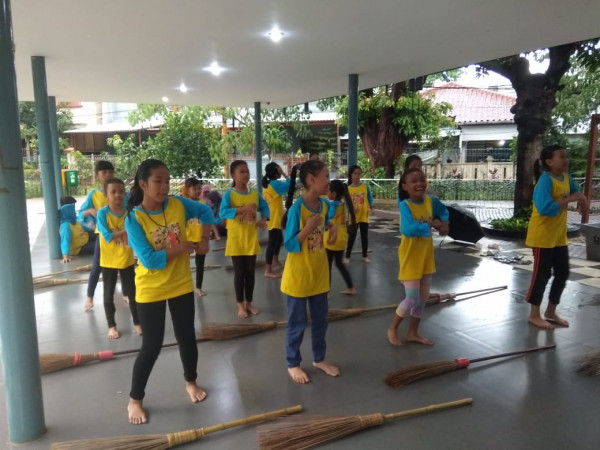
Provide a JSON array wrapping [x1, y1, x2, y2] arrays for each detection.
[[19, 101, 74, 158], [476, 38, 600, 212]]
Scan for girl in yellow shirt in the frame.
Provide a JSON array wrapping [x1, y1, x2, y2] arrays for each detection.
[[345, 165, 374, 263], [124, 159, 215, 425], [262, 162, 290, 277], [220, 160, 270, 318], [281, 160, 339, 384], [97, 178, 139, 339]]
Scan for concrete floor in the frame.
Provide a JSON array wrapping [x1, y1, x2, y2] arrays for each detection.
[[1, 201, 600, 449]]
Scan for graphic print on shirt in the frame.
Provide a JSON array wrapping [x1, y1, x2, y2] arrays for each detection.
[[112, 226, 128, 246], [237, 210, 256, 223], [351, 192, 364, 211], [307, 225, 324, 252], [150, 223, 182, 250]]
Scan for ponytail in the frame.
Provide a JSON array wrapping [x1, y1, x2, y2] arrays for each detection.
[[535, 144, 564, 183], [342, 183, 357, 227], [262, 162, 280, 189], [281, 165, 299, 229], [398, 172, 409, 201]]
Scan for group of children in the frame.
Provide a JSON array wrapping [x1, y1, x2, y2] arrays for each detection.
[[57, 143, 586, 423]]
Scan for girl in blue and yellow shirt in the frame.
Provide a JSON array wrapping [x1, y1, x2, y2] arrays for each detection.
[[124, 159, 215, 425], [525, 145, 588, 330], [345, 165, 374, 263], [262, 162, 290, 278], [387, 168, 448, 347], [220, 160, 270, 318], [281, 160, 339, 384], [97, 178, 139, 339]]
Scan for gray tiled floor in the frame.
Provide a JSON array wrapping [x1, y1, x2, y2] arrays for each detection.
[[1, 203, 600, 449]]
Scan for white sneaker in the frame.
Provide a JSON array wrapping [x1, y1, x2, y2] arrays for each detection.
[[342, 257, 350, 264], [362, 257, 372, 263]]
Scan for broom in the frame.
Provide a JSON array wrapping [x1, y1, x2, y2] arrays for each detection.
[[33, 277, 90, 289], [51, 404, 302, 450], [257, 397, 472, 450], [384, 343, 556, 388], [425, 285, 507, 306], [199, 320, 287, 340], [577, 350, 600, 376], [32, 264, 92, 281]]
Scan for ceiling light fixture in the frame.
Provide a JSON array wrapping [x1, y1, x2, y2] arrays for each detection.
[[267, 27, 285, 43], [204, 62, 225, 76], [178, 83, 188, 93], [161, 96, 169, 103]]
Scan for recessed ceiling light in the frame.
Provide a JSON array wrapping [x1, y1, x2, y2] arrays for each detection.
[[161, 96, 169, 103], [203, 62, 225, 76], [267, 27, 285, 43], [178, 83, 188, 93]]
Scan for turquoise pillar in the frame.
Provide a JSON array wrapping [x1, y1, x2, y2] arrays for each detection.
[[31, 56, 61, 258], [254, 101, 262, 193], [0, 0, 47, 442], [347, 74, 359, 168], [48, 96, 63, 202]]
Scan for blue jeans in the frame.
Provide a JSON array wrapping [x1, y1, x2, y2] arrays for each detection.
[[285, 293, 328, 368]]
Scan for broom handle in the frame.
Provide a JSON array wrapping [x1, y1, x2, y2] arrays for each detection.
[[469, 344, 556, 364], [33, 264, 92, 280], [455, 285, 507, 297], [199, 405, 303, 435], [452, 287, 506, 302], [383, 398, 473, 420]]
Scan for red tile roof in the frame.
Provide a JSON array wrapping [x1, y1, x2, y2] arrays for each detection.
[[422, 82, 516, 125]]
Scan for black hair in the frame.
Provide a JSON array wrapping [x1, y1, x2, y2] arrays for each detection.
[[309, 152, 320, 160], [329, 179, 356, 227], [404, 154, 423, 170], [103, 177, 125, 194], [262, 162, 281, 189], [399, 168, 425, 201], [282, 160, 327, 228], [94, 160, 115, 173], [534, 144, 565, 182], [229, 160, 248, 188], [60, 195, 76, 206], [180, 177, 201, 197], [126, 159, 168, 214], [347, 165, 361, 185]]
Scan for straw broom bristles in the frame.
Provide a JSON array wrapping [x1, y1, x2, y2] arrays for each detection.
[[40, 351, 117, 375], [33, 277, 90, 289], [51, 404, 303, 450], [199, 321, 286, 340], [577, 350, 600, 376], [326, 304, 396, 321], [257, 398, 473, 450]]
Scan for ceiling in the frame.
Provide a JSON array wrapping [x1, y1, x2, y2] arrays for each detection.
[[10, 0, 600, 109]]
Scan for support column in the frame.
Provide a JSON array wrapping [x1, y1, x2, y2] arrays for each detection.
[[254, 101, 262, 193], [0, 0, 47, 442], [48, 96, 63, 202], [347, 74, 359, 168], [31, 56, 61, 258]]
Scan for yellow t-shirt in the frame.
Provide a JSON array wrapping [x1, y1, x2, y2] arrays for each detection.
[[98, 207, 134, 269], [398, 197, 435, 281], [526, 172, 576, 248], [126, 198, 194, 303], [91, 190, 109, 234], [263, 181, 288, 231], [348, 183, 371, 223], [281, 198, 330, 297], [185, 200, 208, 242], [223, 189, 262, 256], [324, 200, 349, 251], [68, 222, 89, 255]]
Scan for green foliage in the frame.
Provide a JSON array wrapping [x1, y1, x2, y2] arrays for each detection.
[[127, 104, 170, 126], [357, 147, 386, 179], [490, 206, 532, 232], [18, 101, 74, 154], [262, 124, 292, 158], [391, 93, 453, 142], [67, 150, 93, 182]]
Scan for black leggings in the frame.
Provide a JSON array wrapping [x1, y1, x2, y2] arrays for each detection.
[[86, 237, 101, 298], [346, 222, 369, 258], [130, 292, 198, 400], [526, 246, 569, 306], [195, 254, 205, 289], [265, 228, 283, 264], [231, 255, 256, 303], [327, 249, 354, 289], [101, 265, 139, 328]]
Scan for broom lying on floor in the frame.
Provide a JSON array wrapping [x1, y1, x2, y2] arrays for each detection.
[[257, 398, 472, 450], [577, 349, 600, 376], [51, 404, 302, 450], [384, 344, 556, 388], [33, 264, 92, 281], [425, 285, 507, 305]]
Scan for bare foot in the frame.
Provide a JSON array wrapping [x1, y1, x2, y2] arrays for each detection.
[[134, 324, 143, 336], [185, 382, 207, 403], [288, 366, 310, 384], [237, 303, 248, 318], [264, 271, 282, 278], [341, 287, 357, 295], [387, 328, 403, 346], [544, 313, 569, 327], [85, 297, 94, 311], [313, 361, 340, 377], [128, 399, 147, 425], [195, 288, 207, 297], [245, 302, 260, 316], [528, 316, 554, 330], [405, 333, 434, 346], [108, 327, 120, 339], [123, 296, 130, 305]]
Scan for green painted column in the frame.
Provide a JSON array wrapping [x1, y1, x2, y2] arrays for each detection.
[[31, 56, 61, 258], [0, 0, 47, 442], [48, 96, 63, 202], [347, 74, 359, 168], [254, 101, 262, 193]]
